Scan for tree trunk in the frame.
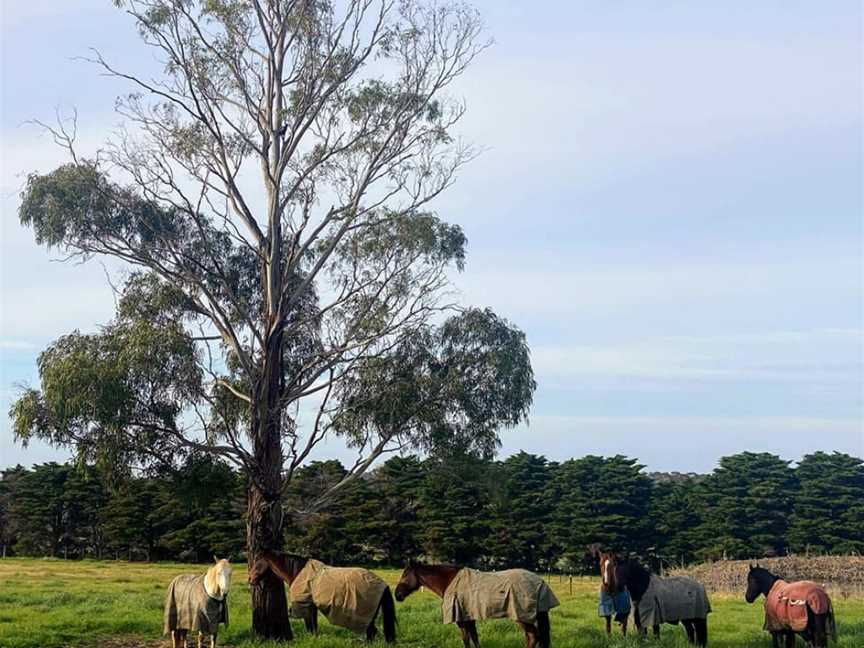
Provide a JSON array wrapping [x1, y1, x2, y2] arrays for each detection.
[[247, 332, 292, 640], [248, 482, 292, 640]]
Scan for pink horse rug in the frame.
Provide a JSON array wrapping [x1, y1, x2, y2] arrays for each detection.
[[764, 579, 835, 638]]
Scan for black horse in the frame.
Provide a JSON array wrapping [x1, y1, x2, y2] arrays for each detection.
[[745, 564, 836, 647], [615, 559, 710, 646]]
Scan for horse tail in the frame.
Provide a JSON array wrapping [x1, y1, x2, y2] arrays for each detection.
[[806, 605, 833, 647], [694, 617, 708, 646], [380, 586, 397, 644], [537, 610, 551, 648]]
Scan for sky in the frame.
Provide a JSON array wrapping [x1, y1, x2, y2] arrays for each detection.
[[1, 1, 862, 473]]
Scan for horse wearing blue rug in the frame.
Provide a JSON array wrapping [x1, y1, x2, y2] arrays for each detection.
[[598, 550, 630, 635]]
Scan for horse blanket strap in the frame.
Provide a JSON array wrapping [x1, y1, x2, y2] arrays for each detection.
[[632, 575, 710, 628], [163, 575, 228, 635], [764, 579, 835, 637], [441, 568, 560, 625], [598, 590, 631, 619], [289, 559, 388, 634]]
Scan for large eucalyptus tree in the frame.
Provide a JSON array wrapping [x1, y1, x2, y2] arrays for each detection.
[[11, 0, 535, 638]]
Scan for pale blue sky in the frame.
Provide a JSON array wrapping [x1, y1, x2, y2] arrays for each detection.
[[1, 1, 862, 472]]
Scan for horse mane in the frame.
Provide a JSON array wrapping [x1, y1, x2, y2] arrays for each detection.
[[615, 558, 651, 601]]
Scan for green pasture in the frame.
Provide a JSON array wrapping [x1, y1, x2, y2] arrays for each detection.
[[0, 559, 862, 648]]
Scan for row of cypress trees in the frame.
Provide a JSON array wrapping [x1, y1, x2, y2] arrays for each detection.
[[1, 450, 861, 569]]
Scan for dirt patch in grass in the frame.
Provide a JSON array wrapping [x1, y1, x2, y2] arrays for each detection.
[[69, 639, 235, 648]]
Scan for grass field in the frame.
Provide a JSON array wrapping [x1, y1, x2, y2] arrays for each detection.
[[1, 559, 862, 648]]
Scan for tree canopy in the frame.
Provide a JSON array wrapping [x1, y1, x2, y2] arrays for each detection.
[[12, 1, 535, 637]]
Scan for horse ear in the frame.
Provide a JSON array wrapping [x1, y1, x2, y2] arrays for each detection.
[[213, 555, 220, 564]]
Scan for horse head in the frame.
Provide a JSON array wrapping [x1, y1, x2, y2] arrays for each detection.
[[599, 551, 620, 593], [206, 556, 232, 599], [745, 563, 775, 603], [395, 562, 421, 601], [248, 557, 271, 585]]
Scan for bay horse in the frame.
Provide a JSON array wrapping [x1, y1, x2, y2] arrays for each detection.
[[248, 550, 396, 643], [598, 551, 629, 636], [394, 561, 558, 648], [615, 558, 710, 646], [164, 556, 232, 648], [745, 564, 836, 647]]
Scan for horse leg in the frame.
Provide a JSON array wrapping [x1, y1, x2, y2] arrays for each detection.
[[210, 633, 216, 648], [694, 618, 708, 647], [653, 624, 660, 639], [810, 609, 827, 647], [604, 615, 611, 634], [522, 622, 539, 648], [197, 631, 203, 648], [305, 609, 319, 635], [633, 605, 645, 636], [468, 621, 481, 648], [457, 622, 472, 648], [785, 630, 795, 648], [683, 620, 695, 644]]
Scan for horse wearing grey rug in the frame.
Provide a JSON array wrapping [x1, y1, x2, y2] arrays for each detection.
[[164, 558, 232, 648]]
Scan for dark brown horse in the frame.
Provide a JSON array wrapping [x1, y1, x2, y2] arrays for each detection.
[[598, 551, 630, 636], [745, 565, 836, 648], [394, 562, 556, 648], [614, 558, 710, 646], [249, 550, 396, 643]]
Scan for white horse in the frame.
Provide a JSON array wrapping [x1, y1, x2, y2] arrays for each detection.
[[164, 557, 233, 648]]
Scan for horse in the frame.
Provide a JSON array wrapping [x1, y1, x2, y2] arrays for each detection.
[[597, 551, 630, 636], [394, 561, 559, 648], [745, 564, 836, 647], [164, 556, 232, 648], [614, 558, 710, 646], [248, 550, 396, 643]]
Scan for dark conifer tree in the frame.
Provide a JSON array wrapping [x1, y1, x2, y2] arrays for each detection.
[[548, 455, 653, 568], [418, 454, 492, 564], [488, 452, 555, 570], [694, 452, 797, 559], [648, 477, 703, 566], [369, 455, 426, 564], [789, 452, 864, 554]]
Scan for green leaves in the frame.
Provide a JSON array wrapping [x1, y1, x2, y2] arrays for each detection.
[[548, 455, 653, 565], [789, 452, 864, 554], [10, 299, 203, 477], [694, 452, 797, 560], [332, 308, 535, 459]]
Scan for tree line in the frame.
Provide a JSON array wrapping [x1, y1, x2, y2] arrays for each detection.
[[2, 450, 860, 570]]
